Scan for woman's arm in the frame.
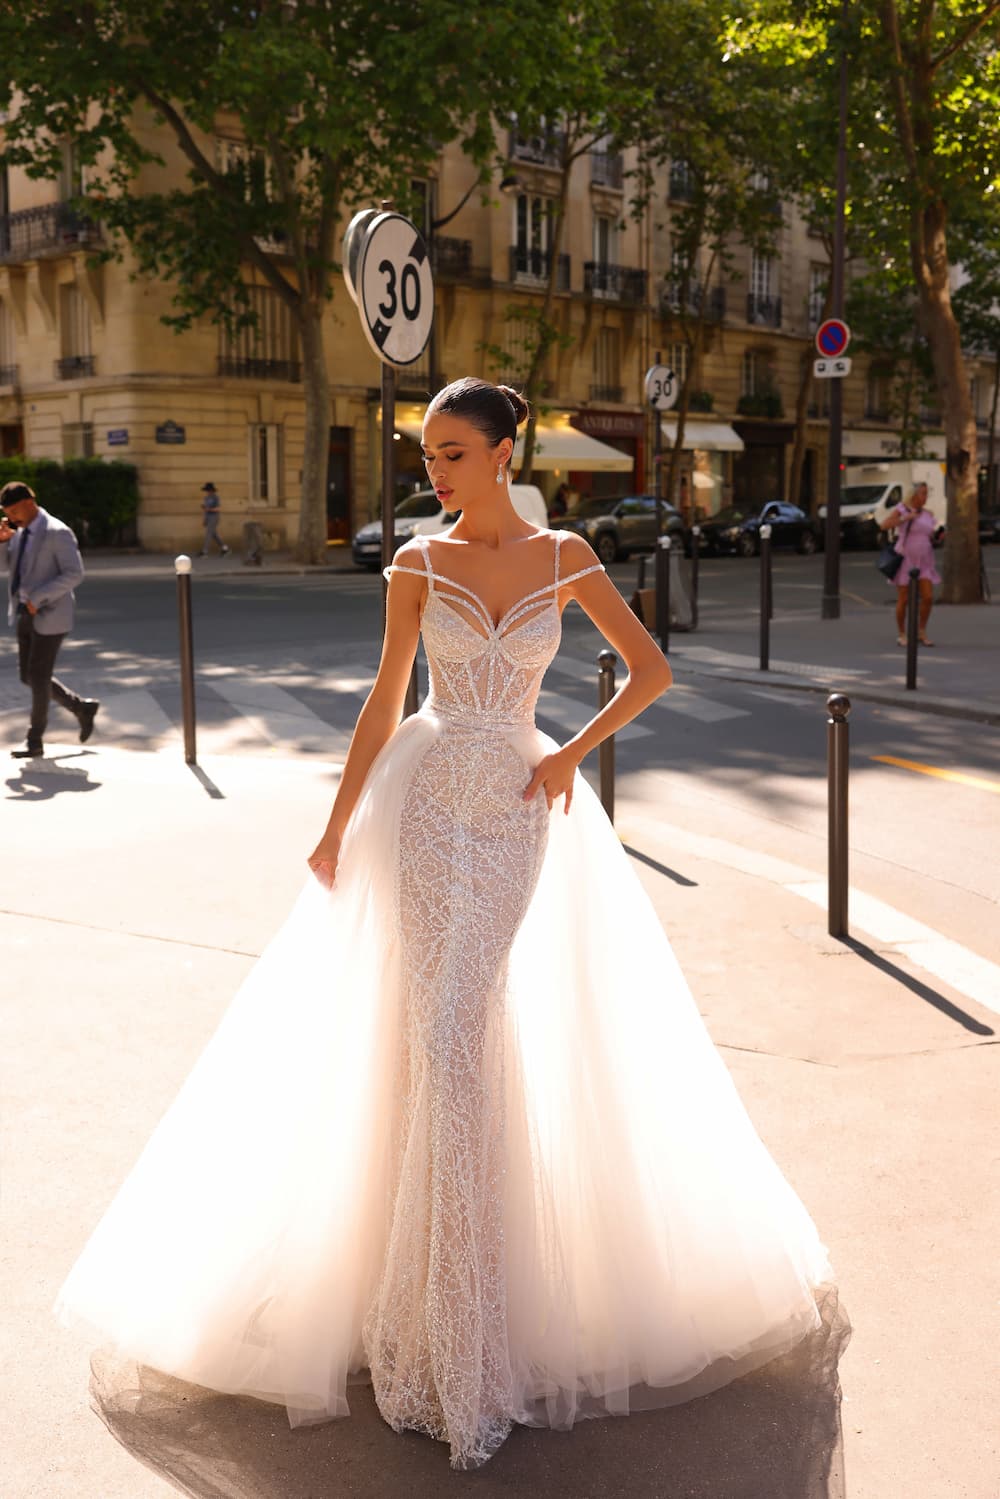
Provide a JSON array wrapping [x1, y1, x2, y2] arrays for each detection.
[[308, 548, 425, 882], [879, 505, 908, 531], [523, 534, 672, 813]]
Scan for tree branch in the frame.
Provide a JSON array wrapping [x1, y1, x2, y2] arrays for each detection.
[[931, 0, 1000, 72]]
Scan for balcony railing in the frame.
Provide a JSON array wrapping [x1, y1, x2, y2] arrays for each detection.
[[590, 383, 624, 403], [0, 203, 102, 263], [0, 364, 17, 386], [661, 282, 726, 320], [510, 127, 566, 168], [746, 293, 782, 328], [583, 261, 648, 305], [217, 356, 302, 382], [509, 245, 570, 291], [55, 355, 96, 379], [737, 390, 784, 419], [864, 402, 890, 422], [591, 152, 624, 189]]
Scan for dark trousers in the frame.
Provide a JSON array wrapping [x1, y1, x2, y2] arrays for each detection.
[[16, 610, 84, 748]]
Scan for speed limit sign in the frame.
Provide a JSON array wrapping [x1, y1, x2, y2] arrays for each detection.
[[645, 364, 678, 411], [356, 211, 434, 368]]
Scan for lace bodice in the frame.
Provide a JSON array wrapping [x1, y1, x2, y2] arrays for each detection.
[[384, 532, 604, 729]]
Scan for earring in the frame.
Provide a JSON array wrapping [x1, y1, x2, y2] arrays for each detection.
[[496, 464, 504, 485]]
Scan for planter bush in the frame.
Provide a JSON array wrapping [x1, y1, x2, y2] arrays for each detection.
[[0, 457, 139, 546]]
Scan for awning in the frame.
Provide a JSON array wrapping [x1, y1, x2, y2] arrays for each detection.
[[394, 415, 632, 472], [660, 419, 744, 452]]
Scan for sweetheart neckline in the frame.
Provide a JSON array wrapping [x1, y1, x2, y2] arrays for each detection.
[[423, 567, 563, 635], [426, 589, 560, 642]]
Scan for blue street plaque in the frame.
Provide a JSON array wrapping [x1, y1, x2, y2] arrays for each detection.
[[156, 420, 186, 445], [107, 428, 129, 447]]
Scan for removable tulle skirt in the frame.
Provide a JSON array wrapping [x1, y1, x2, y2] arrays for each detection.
[[54, 707, 836, 1467]]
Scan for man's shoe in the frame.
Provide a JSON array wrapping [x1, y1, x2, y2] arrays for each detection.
[[77, 700, 100, 743], [12, 743, 43, 758]]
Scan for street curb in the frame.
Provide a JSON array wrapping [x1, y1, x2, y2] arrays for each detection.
[[669, 660, 1000, 727]]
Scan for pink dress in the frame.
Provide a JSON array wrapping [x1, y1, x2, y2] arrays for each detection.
[[890, 505, 940, 586]]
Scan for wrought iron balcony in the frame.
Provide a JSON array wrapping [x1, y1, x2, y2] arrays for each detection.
[[0, 203, 102, 263], [661, 282, 726, 320], [746, 293, 782, 327], [589, 383, 624, 403], [509, 127, 566, 168], [217, 356, 302, 382], [591, 152, 624, 190], [55, 355, 96, 379], [432, 236, 471, 278], [0, 364, 17, 386], [583, 262, 648, 305], [509, 245, 570, 291]]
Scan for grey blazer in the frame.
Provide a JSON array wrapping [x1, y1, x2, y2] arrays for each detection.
[[4, 508, 85, 635]]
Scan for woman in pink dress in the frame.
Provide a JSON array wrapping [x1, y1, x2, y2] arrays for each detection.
[[879, 481, 941, 645]]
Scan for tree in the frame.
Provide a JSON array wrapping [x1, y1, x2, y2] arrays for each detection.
[[0, 1, 555, 561], [951, 215, 1000, 508]]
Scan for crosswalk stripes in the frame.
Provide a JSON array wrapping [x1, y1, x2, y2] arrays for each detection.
[[550, 655, 750, 724]]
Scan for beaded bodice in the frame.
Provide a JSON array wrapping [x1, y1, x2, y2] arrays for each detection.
[[384, 532, 604, 729]]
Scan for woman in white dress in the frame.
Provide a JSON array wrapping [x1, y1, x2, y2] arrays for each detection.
[[55, 378, 837, 1471]]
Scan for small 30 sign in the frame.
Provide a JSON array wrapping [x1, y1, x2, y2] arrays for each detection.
[[342, 209, 434, 369], [644, 364, 678, 411]]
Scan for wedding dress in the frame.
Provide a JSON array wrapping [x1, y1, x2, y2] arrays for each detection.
[[54, 530, 834, 1470]]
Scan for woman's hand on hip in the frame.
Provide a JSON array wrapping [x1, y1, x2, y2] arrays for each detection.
[[307, 829, 342, 889], [523, 746, 580, 814]]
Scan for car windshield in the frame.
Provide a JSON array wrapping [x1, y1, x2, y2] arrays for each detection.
[[395, 491, 441, 518], [841, 485, 886, 507], [710, 506, 748, 525]]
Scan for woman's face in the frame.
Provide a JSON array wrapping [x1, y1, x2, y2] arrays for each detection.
[[421, 412, 512, 512], [911, 484, 928, 510]]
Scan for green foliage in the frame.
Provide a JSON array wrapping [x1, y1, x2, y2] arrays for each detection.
[[736, 392, 785, 420], [0, 458, 139, 546]]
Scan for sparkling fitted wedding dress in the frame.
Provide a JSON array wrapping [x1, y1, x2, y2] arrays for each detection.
[[55, 531, 833, 1469]]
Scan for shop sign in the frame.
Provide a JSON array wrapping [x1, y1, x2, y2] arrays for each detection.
[[572, 410, 644, 438], [156, 420, 186, 445]]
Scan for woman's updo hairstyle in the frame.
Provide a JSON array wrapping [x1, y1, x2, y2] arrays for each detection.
[[425, 377, 530, 457]]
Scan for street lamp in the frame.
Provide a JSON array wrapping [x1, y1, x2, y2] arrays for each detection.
[[427, 172, 520, 392]]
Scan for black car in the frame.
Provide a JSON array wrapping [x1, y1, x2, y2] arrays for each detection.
[[978, 506, 1000, 545], [697, 501, 822, 557], [552, 494, 689, 565]]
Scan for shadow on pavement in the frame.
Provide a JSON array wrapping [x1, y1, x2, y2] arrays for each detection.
[[89, 1291, 851, 1499], [840, 936, 995, 1037], [5, 753, 102, 801]]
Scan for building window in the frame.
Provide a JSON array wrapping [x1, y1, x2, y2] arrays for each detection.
[[56, 283, 94, 378], [971, 375, 992, 429], [591, 325, 622, 402], [513, 193, 553, 281], [865, 365, 892, 422], [249, 423, 282, 503], [669, 159, 695, 202], [63, 421, 94, 458], [593, 213, 616, 268], [808, 377, 830, 419], [409, 178, 433, 239], [669, 342, 690, 387], [495, 312, 536, 384], [747, 253, 781, 325], [808, 264, 827, 329], [60, 139, 85, 200], [219, 286, 300, 380], [0, 300, 15, 384]]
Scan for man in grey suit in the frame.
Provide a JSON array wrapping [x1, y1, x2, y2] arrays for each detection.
[[0, 480, 99, 758]]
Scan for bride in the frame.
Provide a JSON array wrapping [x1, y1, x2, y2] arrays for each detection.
[[55, 377, 836, 1470]]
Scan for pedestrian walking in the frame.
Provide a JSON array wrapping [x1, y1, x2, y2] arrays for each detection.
[[54, 379, 844, 1470], [879, 481, 941, 645], [0, 480, 100, 758], [199, 481, 230, 556]]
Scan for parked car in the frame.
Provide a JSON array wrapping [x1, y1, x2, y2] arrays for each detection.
[[552, 494, 689, 565], [352, 484, 548, 568], [697, 501, 822, 557], [978, 506, 1000, 545]]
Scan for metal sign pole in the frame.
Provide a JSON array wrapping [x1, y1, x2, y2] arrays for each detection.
[[821, 0, 849, 622]]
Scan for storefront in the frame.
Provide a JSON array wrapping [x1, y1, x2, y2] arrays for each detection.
[[660, 417, 745, 520], [570, 410, 644, 498], [731, 421, 794, 507]]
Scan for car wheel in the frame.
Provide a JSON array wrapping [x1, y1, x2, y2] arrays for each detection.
[[797, 530, 818, 555], [738, 532, 758, 559], [595, 532, 619, 566]]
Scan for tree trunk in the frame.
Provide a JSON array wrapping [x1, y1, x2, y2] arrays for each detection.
[[295, 304, 331, 565], [988, 347, 999, 508], [787, 347, 814, 510]]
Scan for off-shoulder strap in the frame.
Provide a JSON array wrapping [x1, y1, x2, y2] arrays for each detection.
[[557, 561, 605, 588], [554, 529, 564, 583], [382, 536, 434, 587]]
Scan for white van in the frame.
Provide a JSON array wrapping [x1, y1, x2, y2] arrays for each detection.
[[352, 484, 549, 568], [818, 460, 946, 547]]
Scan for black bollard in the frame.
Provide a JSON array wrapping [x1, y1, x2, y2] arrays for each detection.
[[827, 693, 851, 938], [637, 553, 648, 592], [759, 523, 772, 671], [656, 534, 671, 653], [598, 649, 617, 824], [175, 555, 197, 765], [689, 525, 700, 631], [905, 567, 920, 691]]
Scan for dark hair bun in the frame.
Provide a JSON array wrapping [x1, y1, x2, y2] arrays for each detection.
[[497, 385, 530, 427]]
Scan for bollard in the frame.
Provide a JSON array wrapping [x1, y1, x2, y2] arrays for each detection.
[[827, 693, 851, 938], [656, 534, 671, 654], [689, 526, 700, 630], [637, 553, 648, 592], [175, 554, 197, 765], [597, 649, 617, 824], [759, 523, 772, 671], [905, 567, 920, 691]]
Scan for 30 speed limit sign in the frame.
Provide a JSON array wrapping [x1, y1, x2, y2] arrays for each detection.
[[351, 211, 434, 369], [645, 364, 678, 411]]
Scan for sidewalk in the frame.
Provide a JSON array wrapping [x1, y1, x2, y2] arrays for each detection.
[[3, 741, 997, 1499]]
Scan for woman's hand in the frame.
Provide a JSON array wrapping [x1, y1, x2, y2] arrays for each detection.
[[307, 828, 342, 889], [523, 746, 581, 815]]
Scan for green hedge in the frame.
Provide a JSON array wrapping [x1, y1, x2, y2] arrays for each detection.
[[0, 457, 140, 547]]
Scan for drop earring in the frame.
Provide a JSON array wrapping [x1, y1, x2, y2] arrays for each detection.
[[496, 464, 504, 485]]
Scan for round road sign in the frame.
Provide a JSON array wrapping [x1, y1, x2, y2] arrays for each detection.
[[358, 211, 434, 368], [815, 318, 851, 358], [645, 364, 678, 411], [341, 208, 380, 307]]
